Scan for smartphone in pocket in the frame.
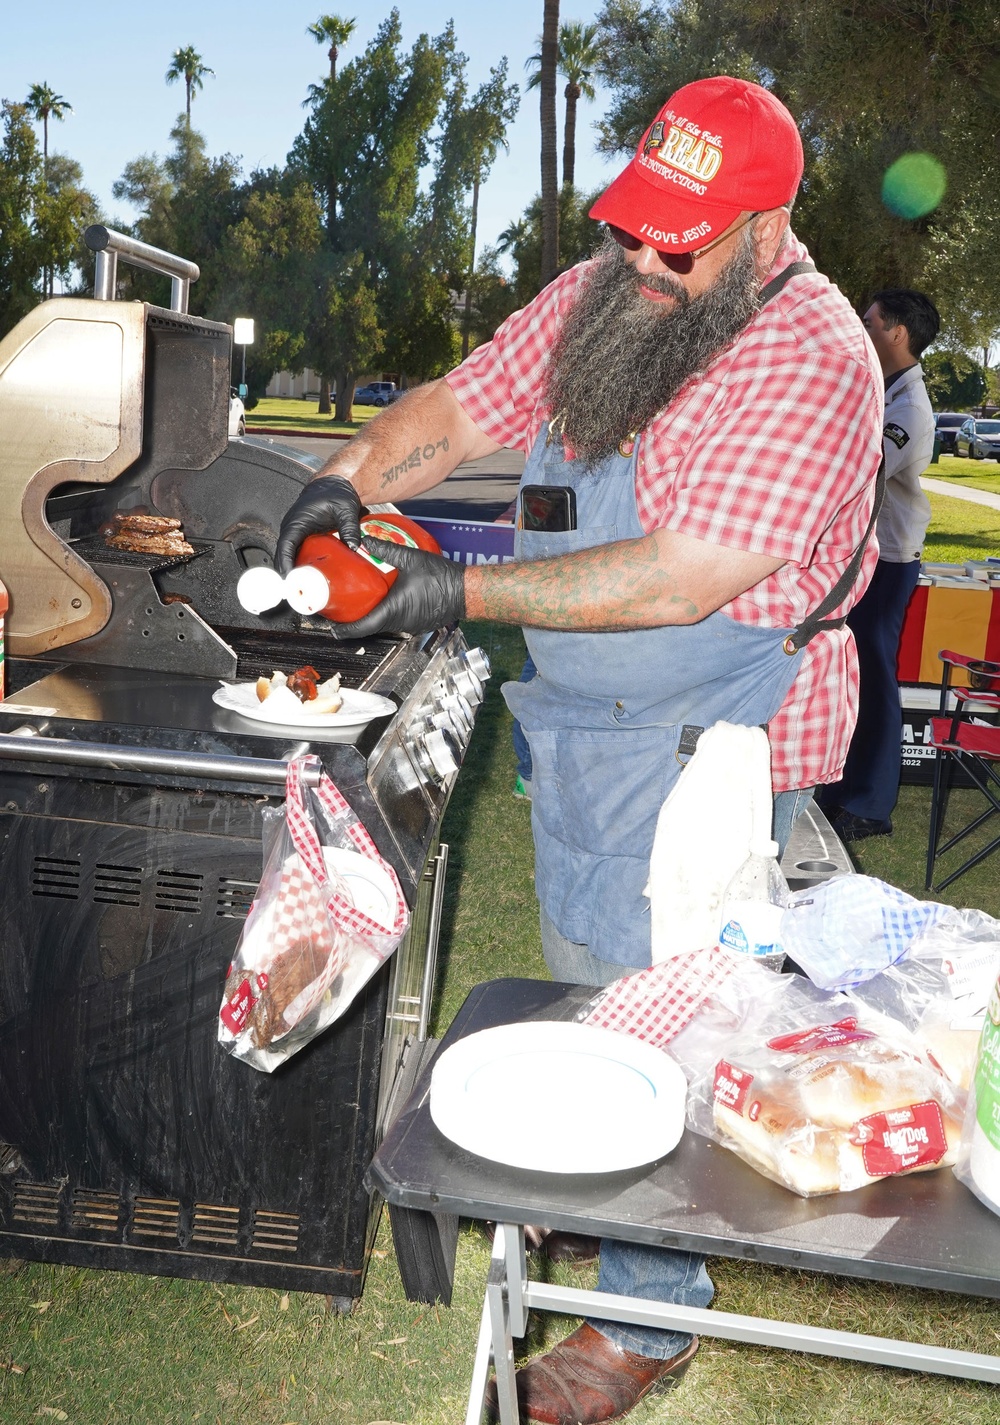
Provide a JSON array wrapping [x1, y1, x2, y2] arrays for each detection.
[[520, 485, 577, 532]]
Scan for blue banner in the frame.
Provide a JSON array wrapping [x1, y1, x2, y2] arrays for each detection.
[[410, 516, 515, 566]]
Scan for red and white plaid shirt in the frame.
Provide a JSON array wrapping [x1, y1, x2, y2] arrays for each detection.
[[446, 235, 884, 791]]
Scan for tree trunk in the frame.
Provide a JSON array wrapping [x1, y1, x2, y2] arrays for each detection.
[[318, 376, 332, 415], [563, 84, 579, 190], [539, 0, 560, 289], [335, 370, 356, 424], [462, 171, 481, 360]]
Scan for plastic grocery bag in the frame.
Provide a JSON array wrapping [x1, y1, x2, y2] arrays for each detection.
[[218, 755, 409, 1072]]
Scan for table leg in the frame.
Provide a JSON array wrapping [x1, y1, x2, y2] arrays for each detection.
[[465, 1225, 530, 1425]]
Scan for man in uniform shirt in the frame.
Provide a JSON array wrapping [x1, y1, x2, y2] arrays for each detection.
[[820, 288, 940, 840], [276, 77, 883, 1425]]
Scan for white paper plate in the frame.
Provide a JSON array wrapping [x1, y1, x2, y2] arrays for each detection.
[[323, 847, 397, 931], [213, 682, 395, 729], [429, 1021, 686, 1174]]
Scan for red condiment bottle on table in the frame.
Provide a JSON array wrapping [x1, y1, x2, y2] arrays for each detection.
[[0, 575, 8, 699]]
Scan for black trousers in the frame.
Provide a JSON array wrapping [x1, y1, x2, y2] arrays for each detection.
[[820, 558, 921, 822]]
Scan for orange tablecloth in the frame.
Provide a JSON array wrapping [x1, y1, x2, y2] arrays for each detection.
[[897, 583, 1000, 683]]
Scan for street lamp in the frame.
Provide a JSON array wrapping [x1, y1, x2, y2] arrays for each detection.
[[233, 317, 254, 399]]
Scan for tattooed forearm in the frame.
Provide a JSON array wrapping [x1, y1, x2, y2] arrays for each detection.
[[465, 535, 702, 630], [378, 436, 450, 489]]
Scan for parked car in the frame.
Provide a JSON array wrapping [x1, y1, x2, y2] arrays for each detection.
[[228, 389, 246, 436], [354, 381, 400, 407], [955, 417, 1000, 460], [933, 411, 965, 455]]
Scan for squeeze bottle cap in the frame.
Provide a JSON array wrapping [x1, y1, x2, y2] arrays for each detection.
[[236, 566, 285, 615], [749, 838, 780, 859], [285, 564, 330, 616]]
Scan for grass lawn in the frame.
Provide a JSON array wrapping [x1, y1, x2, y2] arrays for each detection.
[[924, 452, 1000, 497], [4, 523, 1000, 1420], [246, 397, 377, 435]]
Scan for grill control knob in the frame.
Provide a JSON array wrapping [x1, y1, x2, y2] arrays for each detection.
[[465, 647, 492, 681], [446, 661, 483, 705]]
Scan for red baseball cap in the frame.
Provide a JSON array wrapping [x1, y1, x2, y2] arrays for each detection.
[[590, 76, 804, 253]]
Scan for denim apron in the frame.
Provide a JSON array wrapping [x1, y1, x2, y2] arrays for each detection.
[[504, 429, 803, 969]]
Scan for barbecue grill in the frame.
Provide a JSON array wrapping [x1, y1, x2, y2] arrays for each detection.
[[0, 228, 486, 1305]]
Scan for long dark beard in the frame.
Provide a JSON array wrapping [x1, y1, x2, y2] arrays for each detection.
[[545, 230, 763, 465]]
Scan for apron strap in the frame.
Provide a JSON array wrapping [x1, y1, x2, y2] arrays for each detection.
[[784, 453, 886, 653], [758, 260, 816, 305]]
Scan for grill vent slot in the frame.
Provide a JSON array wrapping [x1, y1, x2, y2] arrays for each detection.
[[250, 1209, 301, 1254], [32, 856, 81, 900], [130, 1197, 181, 1242], [11, 1182, 62, 1226], [155, 869, 204, 913], [71, 1188, 122, 1234], [217, 877, 257, 919], [191, 1202, 240, 1247], [94, 862, 142, 906]]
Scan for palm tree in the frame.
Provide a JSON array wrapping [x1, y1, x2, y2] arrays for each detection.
[[526, 20, 600, 190], [165, 47, 215, 126], [307, 14, 356, 82], [538, 0, 560, 288], [26, 83, 72, 298], [25, 82, 72, 168]]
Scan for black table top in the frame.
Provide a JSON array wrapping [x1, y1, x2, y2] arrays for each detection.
[[368, 977, 1000, 1299]]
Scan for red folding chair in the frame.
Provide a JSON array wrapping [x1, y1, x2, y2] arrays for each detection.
[[925, 649, 1000, 892]]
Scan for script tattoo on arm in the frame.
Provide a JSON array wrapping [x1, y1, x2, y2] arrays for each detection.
[[379, 436, 450, 490]]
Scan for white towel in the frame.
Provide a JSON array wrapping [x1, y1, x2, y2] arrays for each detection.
[[644, 721, 774, 963]]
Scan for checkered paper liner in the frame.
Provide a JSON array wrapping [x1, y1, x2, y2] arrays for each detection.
[[577, 949, 736, 1049], [219, 755, 409, 1064]]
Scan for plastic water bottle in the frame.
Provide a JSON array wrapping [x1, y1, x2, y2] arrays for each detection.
[[718, 838, 789, 971]]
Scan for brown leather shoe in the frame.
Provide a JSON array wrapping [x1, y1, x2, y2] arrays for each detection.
[[484, 1322, 698, 1424], [542, 1231, 600, 1264]]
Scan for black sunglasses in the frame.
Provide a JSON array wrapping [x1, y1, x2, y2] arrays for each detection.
[[607, 212, 762, 274]]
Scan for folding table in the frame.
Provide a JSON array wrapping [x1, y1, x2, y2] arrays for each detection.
[[367, 978, 1000, 1425]]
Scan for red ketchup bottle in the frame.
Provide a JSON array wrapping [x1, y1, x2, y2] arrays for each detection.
[[285, 512, 441, 623], [0, 575, 7, 699]]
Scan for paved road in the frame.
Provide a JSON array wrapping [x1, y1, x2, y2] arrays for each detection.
[[259, 433, 524, 522]]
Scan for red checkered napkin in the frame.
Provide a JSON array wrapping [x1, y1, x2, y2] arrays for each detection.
[[580, 949, 735, 1048]]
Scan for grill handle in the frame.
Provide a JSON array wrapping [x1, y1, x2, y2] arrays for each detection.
[[0, 732, 319, 786], [85, 224, 200, 314]]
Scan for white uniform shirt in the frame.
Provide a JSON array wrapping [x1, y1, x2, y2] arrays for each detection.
[[876, 363, 934, 562]]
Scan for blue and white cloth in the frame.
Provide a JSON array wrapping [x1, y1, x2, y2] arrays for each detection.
[[781, 875, 950, 990]]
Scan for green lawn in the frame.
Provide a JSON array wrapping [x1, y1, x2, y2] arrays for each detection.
[[246, 396, 378, 434], [925, 452, 1000, 496], [3, 522, 1000, 1421]]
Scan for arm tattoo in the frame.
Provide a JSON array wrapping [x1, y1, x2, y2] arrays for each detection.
[[379, 435, 450, 489]]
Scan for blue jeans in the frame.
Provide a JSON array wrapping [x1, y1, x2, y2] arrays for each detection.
[[538, 786, 813, 1358], [512, 654, 536, 782]]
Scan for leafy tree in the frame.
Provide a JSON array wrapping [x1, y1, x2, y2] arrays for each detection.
[[497, 184, 604, 313], [527, 20, 600, 190], [538, 0, 561, 286], [307, 14, 356, 82], [291, 9, 518, 413], [923, 351, 985, 412], [165, 46, 215, 125], [593, 0, 1000, 328], [0, 101, 97, 331]]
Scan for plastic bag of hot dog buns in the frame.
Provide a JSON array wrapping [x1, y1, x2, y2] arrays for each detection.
[[677, 961, 967, 1196], [218, 755, 409, 1072]]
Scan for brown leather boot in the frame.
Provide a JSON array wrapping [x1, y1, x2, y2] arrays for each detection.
[[484, 1322, 699, 1424]]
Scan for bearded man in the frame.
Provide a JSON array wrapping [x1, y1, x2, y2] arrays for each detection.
[[276, 77, 884, 1425]]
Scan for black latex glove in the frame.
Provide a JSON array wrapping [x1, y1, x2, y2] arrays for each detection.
[[330, 537, 466, 638], [274, 475, 363, 575]]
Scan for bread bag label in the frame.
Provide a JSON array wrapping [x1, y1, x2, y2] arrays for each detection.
[[714, 1059, 754, 1114], [767, 1018, 874, 1055], [855, 1101, 948, 1176], [220, 975, 258, 1034]]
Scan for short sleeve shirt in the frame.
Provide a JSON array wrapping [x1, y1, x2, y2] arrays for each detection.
[[446, 235, 885, 791]]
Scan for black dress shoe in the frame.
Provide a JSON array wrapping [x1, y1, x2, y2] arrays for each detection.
[[829, 810, 892, 842]]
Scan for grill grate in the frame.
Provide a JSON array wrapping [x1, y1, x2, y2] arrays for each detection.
[[216, 626, 403, 690], [70, 533, 209, 573]]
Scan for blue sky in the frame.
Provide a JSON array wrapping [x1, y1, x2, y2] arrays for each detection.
[[2, 0, 621, 263]]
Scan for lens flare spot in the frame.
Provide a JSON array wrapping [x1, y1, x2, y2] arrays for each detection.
[[882, 153, 947, 219]]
